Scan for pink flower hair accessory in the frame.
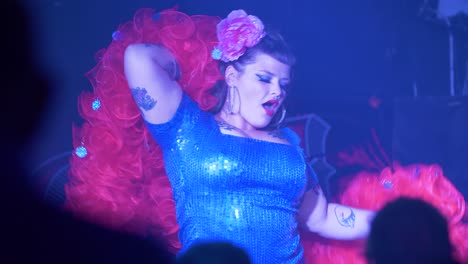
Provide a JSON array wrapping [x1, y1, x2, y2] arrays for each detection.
[[211, 9, 266, 62]]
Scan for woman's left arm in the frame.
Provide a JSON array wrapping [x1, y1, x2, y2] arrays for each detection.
[[298, 187, 375, 240]]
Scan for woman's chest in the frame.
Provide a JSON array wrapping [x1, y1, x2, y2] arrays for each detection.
[[175, 133, 307, 199]]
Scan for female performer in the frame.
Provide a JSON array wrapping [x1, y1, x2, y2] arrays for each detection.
[[66, 8, 373, 263], [66, 7, 467, 264]]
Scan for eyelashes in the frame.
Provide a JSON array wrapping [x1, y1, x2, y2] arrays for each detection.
[[256, 74, 271, 83], [256, 74, 290, 91]]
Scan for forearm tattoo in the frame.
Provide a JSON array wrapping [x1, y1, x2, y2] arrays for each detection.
[[334, 205, 356, 228], [130, 87, 157, 111]]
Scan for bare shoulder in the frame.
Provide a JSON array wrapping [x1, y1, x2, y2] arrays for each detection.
[[267, 128, 286, 140], [263, 128, 291, 145]]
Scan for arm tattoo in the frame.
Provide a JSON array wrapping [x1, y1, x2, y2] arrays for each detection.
[[268, 129, 285, 139], [334, 205, 356, 228], [130, 87, 157, 111]]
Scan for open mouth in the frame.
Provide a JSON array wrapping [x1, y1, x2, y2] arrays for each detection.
[[262, 99, 279, 117]]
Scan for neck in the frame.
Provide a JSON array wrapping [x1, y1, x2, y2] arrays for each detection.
[[216, 112, 256, 132], [215, 113, 260, 139]]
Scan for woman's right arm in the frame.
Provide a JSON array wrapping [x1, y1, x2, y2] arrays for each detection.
[[124, 43, 183, 124]]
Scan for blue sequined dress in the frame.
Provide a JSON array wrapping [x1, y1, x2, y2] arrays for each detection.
[[146, 94, 315, 263]]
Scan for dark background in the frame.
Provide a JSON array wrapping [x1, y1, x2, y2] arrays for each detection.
[[22, 0, 467, 192]]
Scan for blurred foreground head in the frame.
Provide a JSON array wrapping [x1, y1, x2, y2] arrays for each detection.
[[177, 242, 251, 264], [2, 2, 174, 263], [4, 0, 50, 149], [366, 197, 457, 264]]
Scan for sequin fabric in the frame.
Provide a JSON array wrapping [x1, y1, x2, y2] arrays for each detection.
[[146, 94, 311, 263]]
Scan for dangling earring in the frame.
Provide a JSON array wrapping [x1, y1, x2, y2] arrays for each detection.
[[225, 86, 234, 114], [225, 85, 239, 115], [277, 107, 287, 125]]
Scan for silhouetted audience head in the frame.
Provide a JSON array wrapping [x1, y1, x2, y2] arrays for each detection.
[[366, 197, 458, 264], [176, 242, 251, 264], [3, 1, 173, 263], [5, 0, 50, 149]]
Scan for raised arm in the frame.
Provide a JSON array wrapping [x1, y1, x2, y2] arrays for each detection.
[[124, 43, 183, 124], [298, 188, 375, 240]]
